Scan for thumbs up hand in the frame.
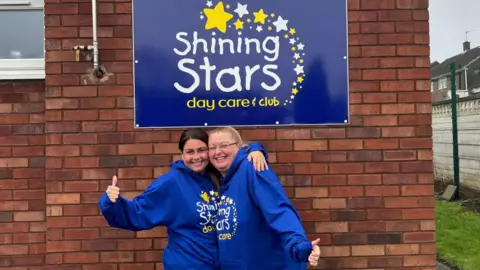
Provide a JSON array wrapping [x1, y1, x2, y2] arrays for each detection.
[[308, 238, 321, 266], [106, 175, 120, 203]]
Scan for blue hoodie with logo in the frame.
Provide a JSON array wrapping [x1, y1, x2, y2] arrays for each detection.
[[98, 142, 266, 270], [215, 146, 312, 270]]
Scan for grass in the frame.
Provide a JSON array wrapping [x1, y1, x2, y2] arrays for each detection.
[[436, 199, 480, 270]]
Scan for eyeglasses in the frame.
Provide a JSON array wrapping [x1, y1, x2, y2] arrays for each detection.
[[208, 142, 238, 152], [183, 147, 208, 156]]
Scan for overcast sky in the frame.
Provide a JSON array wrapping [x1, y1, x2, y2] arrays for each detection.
[[429, 0, 480, 62]]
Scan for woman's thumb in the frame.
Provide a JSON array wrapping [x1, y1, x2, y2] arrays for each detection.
[[311, 238, 321, 246], [112, 175, 118, 186]]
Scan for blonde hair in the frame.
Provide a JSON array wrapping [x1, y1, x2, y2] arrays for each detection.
[[209, 126, 244, 145]]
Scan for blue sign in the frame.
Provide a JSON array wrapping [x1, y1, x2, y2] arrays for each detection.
[[133, 0, 349, 128]]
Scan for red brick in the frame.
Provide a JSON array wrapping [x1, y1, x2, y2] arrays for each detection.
[[363, 69, 396, 80], [360, 0, 395, 10], [397, 45, 429, 56]]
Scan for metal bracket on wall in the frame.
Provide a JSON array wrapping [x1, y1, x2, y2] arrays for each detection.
[[73, 45, 94, 62]]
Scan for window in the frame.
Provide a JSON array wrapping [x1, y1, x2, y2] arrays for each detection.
[[438, 77, 448, 89], [0, 0, 44, 80]]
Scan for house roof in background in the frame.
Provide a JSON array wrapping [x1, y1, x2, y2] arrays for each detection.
[[430, 46, 480, 78]]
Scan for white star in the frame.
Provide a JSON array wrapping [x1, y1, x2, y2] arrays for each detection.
[[206, 1, 213, 7], [209, 191, 214, 195], [234, 3, 249, 18], [293, 53, 300, 60], [291, 95, 295, 99], [221, 196, 225, 200], [297, 43, 305, 50], [292, 82, 297, 86], [256, 25, 263, 32], [212, 32, 216, 36], [272, 16, 288, 32], [200, 15, 204, 19], [289, 38, 296, 45], [294, 64, 304, 75], [238, 31, 242, 35]]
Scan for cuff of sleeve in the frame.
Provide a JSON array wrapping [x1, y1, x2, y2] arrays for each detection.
[[247, 142, 269, 160], [99, 191, 115, 213], [294, 241, 313, 263]]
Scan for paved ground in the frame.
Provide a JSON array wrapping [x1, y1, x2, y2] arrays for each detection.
[[436, 261, 451, 270]]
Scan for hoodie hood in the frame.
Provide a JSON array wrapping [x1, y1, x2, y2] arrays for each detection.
[[170, 160, 212, 188], [222, 145, 249, 185]]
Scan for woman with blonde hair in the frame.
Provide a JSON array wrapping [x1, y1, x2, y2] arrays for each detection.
[[208, 126, 321, 269]]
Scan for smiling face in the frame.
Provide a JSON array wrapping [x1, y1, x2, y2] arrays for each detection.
[[208, 131, 241, 175], [181, 139, 209, 173]]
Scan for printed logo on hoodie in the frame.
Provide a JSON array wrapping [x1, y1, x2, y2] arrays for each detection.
[[197, 190, 220, 234], [216, 195, 238, 241]]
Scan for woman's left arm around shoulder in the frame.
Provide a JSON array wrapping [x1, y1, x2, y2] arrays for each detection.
[[244, 142, 269, 172]]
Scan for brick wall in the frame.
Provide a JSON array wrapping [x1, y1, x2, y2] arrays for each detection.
[[0, 80, 45, 268], [1, 0, 436, 269]]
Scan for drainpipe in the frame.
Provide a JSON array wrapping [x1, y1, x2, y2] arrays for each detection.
[[91, 0, 103, 77], [464, 68, 468, 92]]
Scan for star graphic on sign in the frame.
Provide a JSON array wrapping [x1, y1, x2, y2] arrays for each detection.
[[289, 28, 296, 35], [297, 43, 305, 50], [253, 9, 268, 24], [206, 1, 213, 7], [234, 3, 249, 18], [292, 88, 298, 94], [294, 64, 304, 75], [272, 16, 288, 32], [256, 25, 263, 32], [204, 2, 233, 33], [297, 76, 304, 83], [289, 38, 296, 45], [293, 53, 300, 60], [233, 19, 244, 30]]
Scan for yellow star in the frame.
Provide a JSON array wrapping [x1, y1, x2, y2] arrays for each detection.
[[289, 28, 296, 35], [247, 18, 251, 23], [268, 26, 272, 31], [233, 19, 244, 30], [297, 76, 304, 83], [270, 13, 275, 18], [299, 59, 304, 63], [253, 9, 268, 24], [284, 34, 289, 38], [291, 47, 296, 51], [292, 88, 298, 94], [226, 4, 230, 8], [204, 2, 233, 33], [200, 192, 210, 203]]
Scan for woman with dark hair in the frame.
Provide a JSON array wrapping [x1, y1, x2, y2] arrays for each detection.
[[98, 128, 267, 270]]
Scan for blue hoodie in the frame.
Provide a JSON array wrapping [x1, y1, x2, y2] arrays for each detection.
[[216, 146, 312, 269], [99, 142, 266, 270]]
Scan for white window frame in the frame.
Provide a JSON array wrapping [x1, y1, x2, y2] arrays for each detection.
[[0, 0, 45, 80], [439, 77, 447, 89]]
